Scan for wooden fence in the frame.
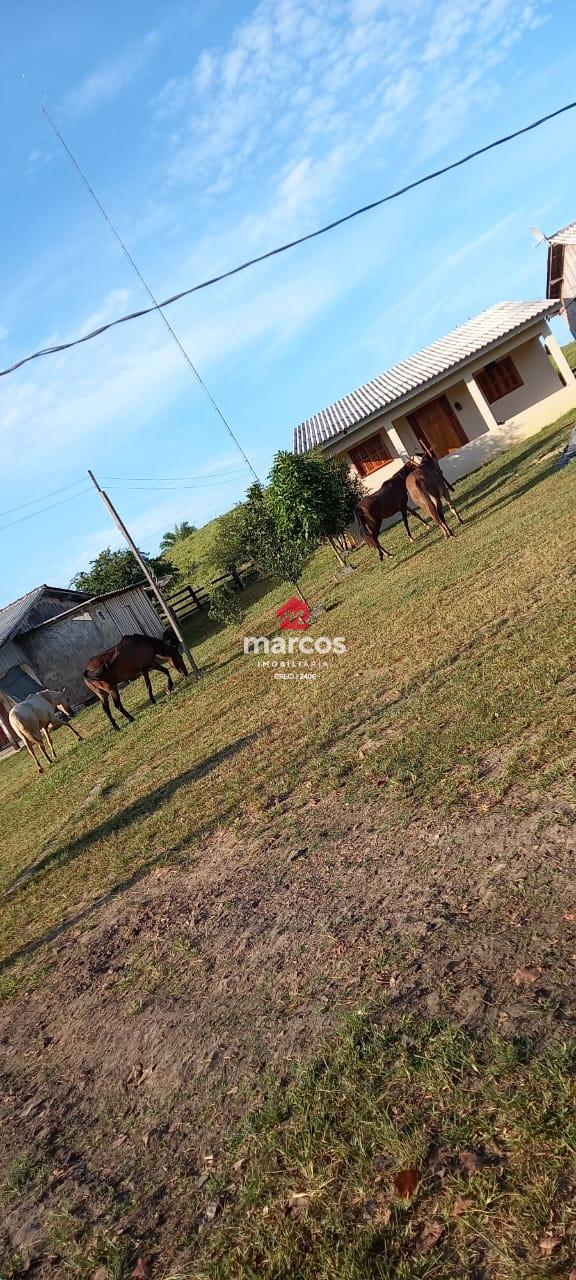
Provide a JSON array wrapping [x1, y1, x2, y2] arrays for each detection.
[[164, 562, 258, 624]]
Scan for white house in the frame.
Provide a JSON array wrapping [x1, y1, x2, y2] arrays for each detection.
[[546, 222, 576, 339], [292, 300, 576, 491]]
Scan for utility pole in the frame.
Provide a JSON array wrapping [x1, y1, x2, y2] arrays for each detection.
[[87, 470, 201, 679]]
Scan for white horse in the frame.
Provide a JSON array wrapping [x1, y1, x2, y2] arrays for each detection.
[[8, 689, 83, 774]]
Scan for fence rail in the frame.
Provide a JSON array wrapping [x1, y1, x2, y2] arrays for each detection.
[[161, 562, 257, 624]]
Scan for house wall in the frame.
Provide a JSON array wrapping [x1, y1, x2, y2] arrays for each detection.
[[484, 337, 563, 420], [18, 589, 164, 705], [561, 245, 576, 338]]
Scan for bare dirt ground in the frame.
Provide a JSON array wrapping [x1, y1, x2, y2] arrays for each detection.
[[2, 786, 576, 1275]]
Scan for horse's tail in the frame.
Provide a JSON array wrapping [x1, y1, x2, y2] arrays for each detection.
[[354, 505, 380, 552]]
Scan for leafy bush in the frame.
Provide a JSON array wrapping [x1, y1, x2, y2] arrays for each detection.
[[206, 581, 246, 625]]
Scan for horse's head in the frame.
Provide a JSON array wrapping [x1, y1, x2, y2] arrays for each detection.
[[161, 640, 187, 676], [51, 688, 74, 717], [410, 450, 441, 475]]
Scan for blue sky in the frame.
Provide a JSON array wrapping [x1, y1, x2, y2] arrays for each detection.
[[1, 0, 574, 604]]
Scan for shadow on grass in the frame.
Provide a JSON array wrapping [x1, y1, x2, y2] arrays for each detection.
[[0, 857, 164, 975], [1, 732, 260, 903], [456, 428, 570, 512]]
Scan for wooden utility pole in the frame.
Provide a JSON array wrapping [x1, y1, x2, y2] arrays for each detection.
[[87, 470, 201, 679]]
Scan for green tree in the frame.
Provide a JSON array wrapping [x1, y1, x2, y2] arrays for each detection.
[[266, 450, 363, 566], [159, 521, 197, 553], [238, 482, 309, 597], [72, 547, 170, 596], [209, 505, 248, 579]]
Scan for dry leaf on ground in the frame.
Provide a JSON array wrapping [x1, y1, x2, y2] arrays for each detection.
[[286, 1191, 311, 1216], [512, 965, 542, 986], [132, 1259, 153, 1280], [413, 1219, 444, 1255], [204, 1198, 222, 1222], [458, 1151, 482, 1175], [452, 1196, 474, 1216], [538, 1234, 562, 1256], [393, 1168, 419, 1198]]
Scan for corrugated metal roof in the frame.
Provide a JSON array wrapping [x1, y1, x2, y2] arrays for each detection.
[[293, 300, 559, 454], [0, 585, 86, 648], [22, 582, 153, 633], [549, 221, 576, 245], [0, 587, 46, 647]]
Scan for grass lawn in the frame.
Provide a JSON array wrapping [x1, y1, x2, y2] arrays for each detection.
[[563, 341, 576, 373], [1, 412, 576, 1278]]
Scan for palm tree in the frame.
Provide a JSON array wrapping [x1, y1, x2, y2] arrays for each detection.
[[160, 521, 196, 553]]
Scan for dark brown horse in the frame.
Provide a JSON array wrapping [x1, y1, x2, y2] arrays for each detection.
[[405, 452, 464, 539], [84, 634, 187, 730], [354, 463, 427, 561], [354, 453, 463, 560]]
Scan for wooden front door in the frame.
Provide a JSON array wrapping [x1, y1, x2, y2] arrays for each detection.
[[406, 395, 467, 457]]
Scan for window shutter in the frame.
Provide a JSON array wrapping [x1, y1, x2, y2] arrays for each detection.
[[477, 356, 523, 404], [349, 433, 392, 476]]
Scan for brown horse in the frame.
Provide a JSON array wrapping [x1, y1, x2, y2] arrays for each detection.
[[354, 453, 463, 560], [406, 452, 464, 540], [354, 464, 427, 561], [84, 634, 187, 730]]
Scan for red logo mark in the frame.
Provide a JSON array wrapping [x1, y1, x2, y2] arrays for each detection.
[[276, 596, 311, 631]]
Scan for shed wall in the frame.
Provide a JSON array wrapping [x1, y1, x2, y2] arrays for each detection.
[[18, 589, 163, 705]]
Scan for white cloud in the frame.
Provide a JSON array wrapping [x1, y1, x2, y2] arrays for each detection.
[[26, 148, 52, 179], [64, 31, 159, 117], [148, 0, 549, 247]]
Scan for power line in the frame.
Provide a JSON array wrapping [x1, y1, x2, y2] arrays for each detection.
[[0, 485, 93, 534], [41, 104, 261, 488], [1, 98, 574, 382], [106, 478, 251, 492], [100, 459, 275, 481], [0, 476, 84, 520]]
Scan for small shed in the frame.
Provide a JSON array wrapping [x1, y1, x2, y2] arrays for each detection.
[[18, 584, 164, 706], [0, 586, 87, 747], [0, 583, 164, 743]]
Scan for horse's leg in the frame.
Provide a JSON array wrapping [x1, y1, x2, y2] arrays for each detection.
[[37, 733, 53, 765], [23, 737, 44, 773], [143, 669, 156, 705], [409, 507, 430, 526], [42, 726, 57, 761], [54, 715, 83, 741], [111, 683, 135, 723], [102, 692, 121, 729], [367, 517, 392, 562], [433, 495, 454, 538], [64, 720, 83, 740], [400, 503, 414, 541], [446, 496, 464, 525], [151, 662, 173, 694], [409, 481, 449, 537], [85, 678, 120, 730]]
